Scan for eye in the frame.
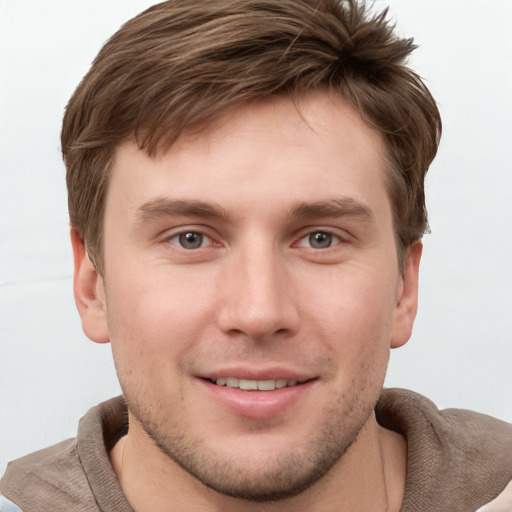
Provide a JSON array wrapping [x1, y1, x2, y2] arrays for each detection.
[[169, 231, 212, 250], [298, 231, 341, 249]]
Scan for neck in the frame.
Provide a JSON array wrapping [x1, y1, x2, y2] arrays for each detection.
[[110, 412, 406, 512]]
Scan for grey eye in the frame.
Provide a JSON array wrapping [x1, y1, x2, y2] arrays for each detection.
[[178, 232, 204, 249], [308, 231, 332, 249]]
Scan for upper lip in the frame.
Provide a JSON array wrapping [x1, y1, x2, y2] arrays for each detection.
[[199, 366, 315, 382]]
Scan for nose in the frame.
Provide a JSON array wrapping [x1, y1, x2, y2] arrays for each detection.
[[217, 241, 300, 342]]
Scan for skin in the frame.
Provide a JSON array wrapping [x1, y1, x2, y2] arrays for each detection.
[[72, 91, 421, 511]]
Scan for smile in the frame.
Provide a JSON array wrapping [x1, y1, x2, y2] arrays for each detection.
[[211, 378, 300, 391], [200, 375, 316, 418]]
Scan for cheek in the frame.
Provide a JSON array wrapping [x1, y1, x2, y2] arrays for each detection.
[[302, 268, 397, 343], [296, 269, 396, 391], [104, 266, 220, 369]]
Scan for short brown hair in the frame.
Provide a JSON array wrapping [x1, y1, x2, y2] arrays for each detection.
[[62, 0, 441, 273]]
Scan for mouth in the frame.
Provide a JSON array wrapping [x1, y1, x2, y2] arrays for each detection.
[[206, 377, 306, 391], [199, 374, 316, 418]]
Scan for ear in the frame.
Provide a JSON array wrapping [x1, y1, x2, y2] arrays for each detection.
[[390, 241, 422, 349], [71, 229, 110, 343]]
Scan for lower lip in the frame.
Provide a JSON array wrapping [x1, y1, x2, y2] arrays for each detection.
[[198, 379, 316, 419]]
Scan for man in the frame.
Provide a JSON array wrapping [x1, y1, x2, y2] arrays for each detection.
[[1, 0, 511, 510]]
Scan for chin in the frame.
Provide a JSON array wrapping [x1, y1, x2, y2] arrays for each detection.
[[128, 388, 376, 503]]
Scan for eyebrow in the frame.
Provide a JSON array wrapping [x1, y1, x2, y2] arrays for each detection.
[[135, 196, 375, 224], [136, 198, 230, 223], [288, 197, 375, 223]]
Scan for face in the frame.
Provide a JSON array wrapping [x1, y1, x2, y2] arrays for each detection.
[[76, 92, 420, 501]]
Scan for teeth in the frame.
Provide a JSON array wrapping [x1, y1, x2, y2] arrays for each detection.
[[257, 380, 276, 391], [239, 379, 258, 390], [226, 377, 239, 388], [213, 378, 300, 390]]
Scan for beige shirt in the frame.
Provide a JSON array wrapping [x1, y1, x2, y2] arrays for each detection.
[[2, 389, 511, 511]]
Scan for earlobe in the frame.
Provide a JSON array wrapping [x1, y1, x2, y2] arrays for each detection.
[[390, 241, 422, 349], [71, 229, 110, 344]]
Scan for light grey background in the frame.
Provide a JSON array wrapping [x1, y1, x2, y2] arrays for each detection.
[[1, 0, 511, 475]]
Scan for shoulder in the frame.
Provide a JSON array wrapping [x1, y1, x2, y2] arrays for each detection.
[[377, 387, 512, 448], [377, 388, 512, 511], [0, 438, 99, 511], [0, 396, 128, 512]]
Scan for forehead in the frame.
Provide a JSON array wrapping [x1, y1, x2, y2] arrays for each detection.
[[107, 92, 389, 220]]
